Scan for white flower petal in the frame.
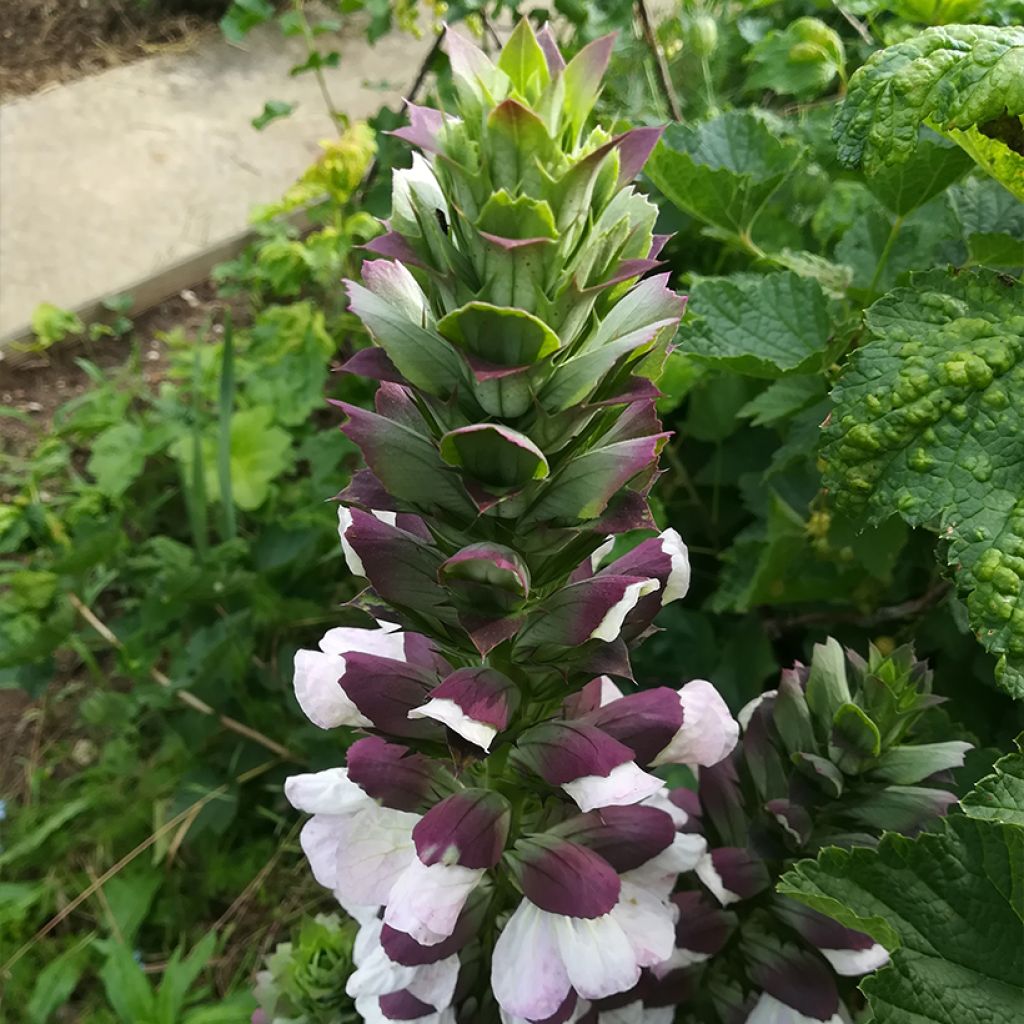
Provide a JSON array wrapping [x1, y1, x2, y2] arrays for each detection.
[[552, 912, 640, 1000], [590, 535, 616, 571], [562, 761, 664, 813], [589, 578, 660, 642], [383, 858, 483, 946], [491, 901, 572, 1019], [293, 649, 371, 730], [649, 946, 710, 978], [407, 954, 461, 1008], [318, 623, 405, 659], [640, 788, 690, 829], [408, 697, 497, 751], [695, 852, 739, 907], [819, 942, 889, 976], [651, 680, 739, 768], [298, 815, 344, 890], [347, 923, 417, 997], [610, 881, 676, 968], [284, 767, 368, 815], [738, 689, 777, 732], [622, 832, 707, 899], [337, 506, 366, 576], [598, 675, 625, 706], [333, 805, 420, 909], [658, 528, 691, 605]]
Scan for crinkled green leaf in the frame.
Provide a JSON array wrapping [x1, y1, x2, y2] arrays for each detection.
[[685, 271, 831, 378], [779, 813, 1024, 1023], [834, 25, 1024, 175], [647, 111, 804, 238], [824, 270, 1024, 695], [863, 131, 974, 216], [945, 119, 1024, 202], [962, 742, 1024, 825]]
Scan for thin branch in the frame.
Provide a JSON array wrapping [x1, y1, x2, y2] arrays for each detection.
[[67, 593, 300, 764], [635, 0, 682, 122], [762, 581, 952, 638], [834, 3, 874, 46]]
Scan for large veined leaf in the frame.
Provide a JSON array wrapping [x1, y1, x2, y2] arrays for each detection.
[[779, 751, 1024, 1024], [646, 111, 804, 239], [823, 270, 1024, 696], [685, 271, 832, 377], [833, 24, 1024, 184], [962, 742, 1024, 826]]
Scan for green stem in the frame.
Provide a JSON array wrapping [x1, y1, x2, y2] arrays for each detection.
[[292, 0, 342, 131], [868, 214, 904, 298]]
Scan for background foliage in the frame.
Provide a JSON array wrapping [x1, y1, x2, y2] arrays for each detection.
[[2, 0, 1022, 1020]]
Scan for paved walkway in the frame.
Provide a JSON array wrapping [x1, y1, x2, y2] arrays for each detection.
[[0, 20, 434, 337]]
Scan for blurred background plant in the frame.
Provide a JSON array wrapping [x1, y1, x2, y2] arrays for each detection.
[[2, 0, 1022, 1020]]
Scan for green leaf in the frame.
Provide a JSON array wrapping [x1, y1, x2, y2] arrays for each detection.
[[31, 303, 83, 347], [104, 869, 162, 945], [944, 120, 1024, 202], [171, 408, 292, 513], [0, 798, 91, 868], [27, 939, 89, 1023], [823, 269, 1024, 695], [831, 702, 882, 769], [251, 100, 295, 131], [497, 19, 550, 98], [739, 375, 827, 427], [155, 932, 217, 1024], [289, 50, 340, 76], [219, 0, 274, 44], [647, 111, 804, 239], [967, 231, 1024, 267], [87, 422, 147, 498], [806, 637, 852, 732], [962, 742, 1024, 826], [746, 17, 845, 99], [863, 131, 974, 216], [834, 25, 1024, 176], [779, 814, 1024, 1023], [685, 272, 831, 378], [98, 941, 156, 1023]]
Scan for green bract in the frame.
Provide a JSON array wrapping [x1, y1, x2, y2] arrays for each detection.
[[824, 270, 1024, 696]]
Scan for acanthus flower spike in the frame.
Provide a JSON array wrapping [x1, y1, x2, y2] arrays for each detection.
[[281, 17, 745, 1021]]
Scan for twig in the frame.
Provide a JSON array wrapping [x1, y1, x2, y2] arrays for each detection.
[[67, 593, 300, 764], [479, 14, 503, 53], [635, 0, 682, 122], [0, 759, 281, 976], [762, 581, 952, 638], [834, 3, 873, 46]]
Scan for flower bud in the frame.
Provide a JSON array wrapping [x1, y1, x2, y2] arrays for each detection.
[[408, 667, 519, 751]]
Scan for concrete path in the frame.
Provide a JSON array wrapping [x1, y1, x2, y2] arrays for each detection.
[[0, 20, 434, 337]]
